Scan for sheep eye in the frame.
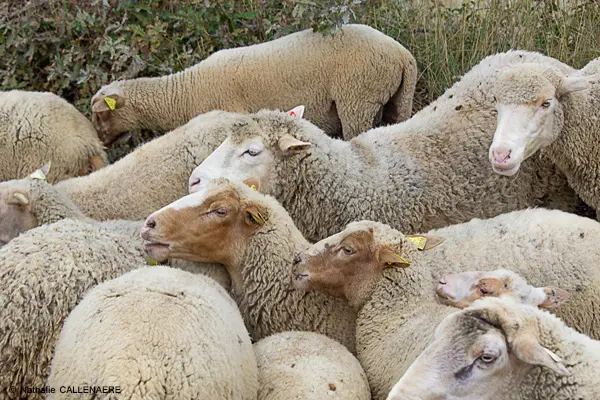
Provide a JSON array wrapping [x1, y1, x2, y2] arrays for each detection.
[[492, 95, 497, 103], [244, 148, 261, 157], [341, 247, 355, 255], [480, 287, 491, 295], [541, 100, 551, 108], [214, 208, 227, 216], [480, 353, 497, 363]]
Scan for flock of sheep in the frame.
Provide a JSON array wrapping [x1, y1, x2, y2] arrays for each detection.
[[0, 23, 599, 400]]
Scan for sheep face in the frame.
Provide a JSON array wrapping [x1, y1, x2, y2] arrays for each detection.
[[141, 178, 267, 266], [387, 298, 569, 400], [91, 83, 131, 145], [489, 64, 591, 176], [436, 269, 570, 309], [189, 106, 308, 195], [0, 179, 40, 246], [291, 220, 442, 309]]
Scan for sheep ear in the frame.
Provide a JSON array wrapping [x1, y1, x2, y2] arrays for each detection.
[[538, 287, 571, 309], [287, 105, 305, 119], [512, 334, 570, 376], [405, 235, 445, 251], [29, 162, 50, 181], [92, 92, 125, 112], [242, 178, 262, 192], [377, 247, 410, 269], [278, 134, 312, 155], [557, 76, 591, 98], [245, 204, 266, 227], [8, 192, 29, 206]]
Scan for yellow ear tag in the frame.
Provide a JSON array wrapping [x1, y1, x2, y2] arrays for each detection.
[[394, 254, 409, 264], [104, 96, 117, 111], [289, 146, 298, 150], [407, 236, 427, 250], [250, 185, 257, 191], [146, 256, 159, 266]]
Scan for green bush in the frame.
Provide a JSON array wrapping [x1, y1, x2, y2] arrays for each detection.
[[1, 0, 599, 159]]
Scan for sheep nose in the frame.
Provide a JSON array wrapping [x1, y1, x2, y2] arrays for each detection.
[[438, 278, 447, 285], [145, 218, 156, 229], [492, 148, 512, 164], [188, 176, 201, 192]]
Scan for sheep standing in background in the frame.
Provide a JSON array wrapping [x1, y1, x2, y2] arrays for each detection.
[[436, 269, 571, 309], [92, 24, 417, 143], [0, 219, 147, 400], [291, 208, 600, 399], [0, 166, 232, 289], [254, 331, 370, 400], [489, 58, 600, 219], [0, 90, 107, 183], [189, 50, 585, 242], [47, 266, 258, 400], [388, 298, 600, 400], [141, 178, 357, 352]]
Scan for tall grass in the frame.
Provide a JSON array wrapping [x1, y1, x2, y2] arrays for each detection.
[[1, 0, 599, 156]]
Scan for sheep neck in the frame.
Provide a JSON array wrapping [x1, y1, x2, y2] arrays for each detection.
[[544, 81, 600, 209], [33, 181, 90, 225], [125, 64, 220, 133]]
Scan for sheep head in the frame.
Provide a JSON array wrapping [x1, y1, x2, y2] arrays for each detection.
[[141, 178, 269, 269], [188, 106, 309, 195], [387, 298, 569, 400], [91, 83, 130, 146], [291, 220, 444, 310], [436, 269, 570, 309], [489, 63, 592, 176]]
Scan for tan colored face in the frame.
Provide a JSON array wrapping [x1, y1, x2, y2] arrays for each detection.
[[291, 223, 411, 301], [141, 181, 266, 265], [91, 86, 129, 145]]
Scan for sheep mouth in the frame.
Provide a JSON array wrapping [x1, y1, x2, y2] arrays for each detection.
[[143, 242, 171, 263], [491, 162, 521, 176], [436, 286, 454, 302]]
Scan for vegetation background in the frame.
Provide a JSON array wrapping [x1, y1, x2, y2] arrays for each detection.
[[1, 0, 599, 159]]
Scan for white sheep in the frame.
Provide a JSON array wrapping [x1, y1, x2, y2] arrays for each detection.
[[436, 268, 571, 309], [188, 50, 585, 243], [387, 297, 600, 400], [140, 178, 357, 352], [0, 166, 232, 289], [0, 90, 107, 183], [0, 219, 147, 399], [254, 331, 370, 400], [47, 266, 258, 400], [291, 208, 600, 399], [488, 57, 600, 219], [92, 24, 417, 143], [53, 109, 250, 221]]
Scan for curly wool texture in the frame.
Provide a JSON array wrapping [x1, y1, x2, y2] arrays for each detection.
[[488, 300, 600, 399], [0, 219, 147, 400], [47, 266, 258, 400], [351, 209, 600, 399], [55, 110, 247, 221], [92, 24, 416, 141], [223, 50, 583, 243], [210, 181, 357, 352], [0, 90, 107, 183], [254, 331, 370, 400]]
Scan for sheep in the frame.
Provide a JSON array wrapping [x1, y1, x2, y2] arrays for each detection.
[[140, 178, 358, 352], [436, 268, 571, 309], [188, 50, 585, 243], [0, 218, 147, 400], [254, 331, 370, 400], [488, 58, 600, 219], [291, 208, 600, 399], [47, 266, 258, 400], [0, 90, 107, 183], [52, 109, 254, 221], [387, 297, 600, 400], [0, 166, 232, 289], [92, 24, 417, 144]]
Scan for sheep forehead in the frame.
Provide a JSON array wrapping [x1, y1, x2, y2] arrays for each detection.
[[494, 68, 559, 104], [165, 178, 236, 211]]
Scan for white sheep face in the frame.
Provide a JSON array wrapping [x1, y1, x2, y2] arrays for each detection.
[[489, 66, 592, 176]]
